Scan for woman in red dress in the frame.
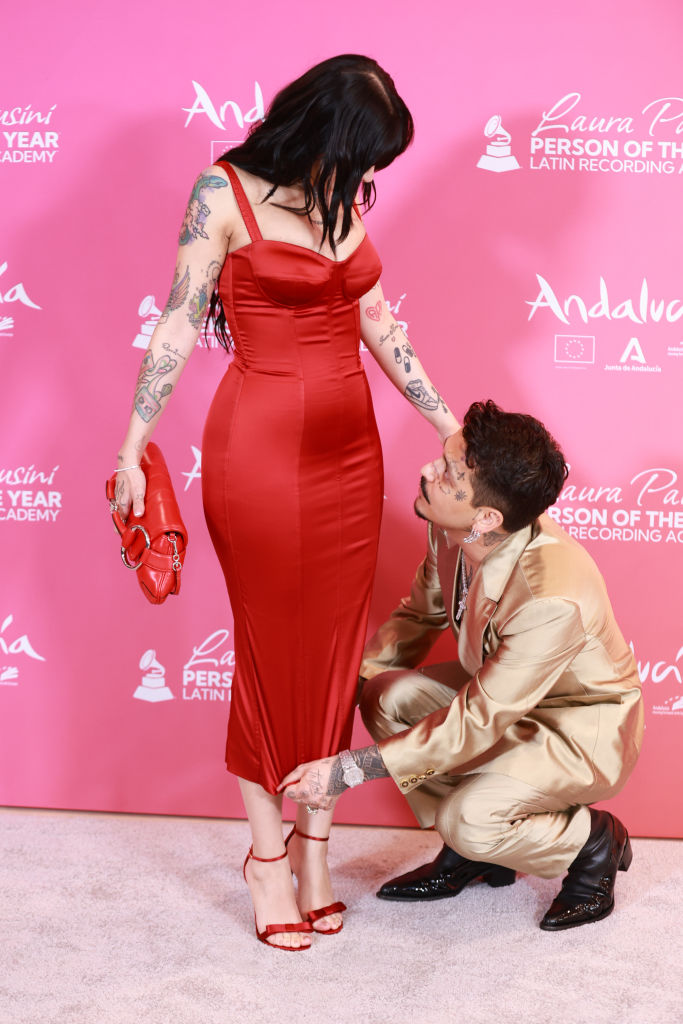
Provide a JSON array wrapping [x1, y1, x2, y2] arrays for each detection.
[[116, 55, 459, 950]]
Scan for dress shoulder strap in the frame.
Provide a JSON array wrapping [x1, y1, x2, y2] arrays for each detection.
[[216, 159, 263, 242]]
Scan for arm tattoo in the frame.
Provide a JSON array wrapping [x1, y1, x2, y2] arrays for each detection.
[[405, 379, 440, 411], [134, 350, 177, 423], [394, 343, 413, 373], [325, 744, 389, 797], [378, 322, 399, 346], [159, 266, 190, 325], [179, 173, 227, 246], [187, 283, 209, 328], [162, 341, 186, 360], [352, 744, 389, 780], [365, 300, 382, 321], [187, 259, 222, 328]]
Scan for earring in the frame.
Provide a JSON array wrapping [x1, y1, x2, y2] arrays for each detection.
[[463, 527, 481, 545]]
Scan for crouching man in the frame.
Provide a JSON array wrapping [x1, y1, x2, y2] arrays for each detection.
[[281, 401, 643, 930]]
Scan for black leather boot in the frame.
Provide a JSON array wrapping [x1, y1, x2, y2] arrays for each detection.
[[539, 809, 632, 931], [377, 843, 516, 902]]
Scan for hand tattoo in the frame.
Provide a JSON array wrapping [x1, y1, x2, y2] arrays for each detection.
[[179, 173, 227, 246]]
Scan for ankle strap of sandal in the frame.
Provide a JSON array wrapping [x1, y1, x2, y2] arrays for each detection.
[[248, 845, 288, 863], [294, 826, 329, 842]]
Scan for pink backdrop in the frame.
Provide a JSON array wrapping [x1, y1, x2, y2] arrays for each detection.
[[1, 0, 681, 836]]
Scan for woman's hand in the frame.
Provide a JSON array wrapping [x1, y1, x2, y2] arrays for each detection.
[[114, 465, 146, 521], [437, 421, 460, 446]]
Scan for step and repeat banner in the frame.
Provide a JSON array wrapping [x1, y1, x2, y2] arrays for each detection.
[[1, 0, 681, 835]]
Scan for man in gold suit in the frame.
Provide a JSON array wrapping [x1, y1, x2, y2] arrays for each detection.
[[281, 401, 643, 931]]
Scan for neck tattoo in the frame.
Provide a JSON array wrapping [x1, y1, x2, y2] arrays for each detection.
[[455, 556, 474, 622]]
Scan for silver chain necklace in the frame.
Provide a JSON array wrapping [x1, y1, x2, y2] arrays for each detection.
[[455, 556, 474, 622]]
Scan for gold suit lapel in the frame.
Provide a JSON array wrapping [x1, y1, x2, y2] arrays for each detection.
[[457, 525, 535, 677]]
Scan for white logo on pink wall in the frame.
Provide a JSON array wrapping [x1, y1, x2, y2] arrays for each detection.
[[182, 446, 202, 490], [133, 631, 234, 705], [183, 629, 234, 702], [549, 466, 683, 546], [0, 260, 41, 338], [530, 92, 683, 176], [528, 274, 672, 373], [182, 78, 263, 162], [0, 104, 59, 164], [477, 115, 520, 173], [134, 650, 174, 703], [210, 140, 242, 163], [554, 335, 595, 366], [0, 614, 45, 686], [631, 641, 683, 716], [0, 464, 62, 523]]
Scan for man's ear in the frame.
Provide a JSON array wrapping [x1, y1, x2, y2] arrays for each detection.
[[474, 507, 504, 534]]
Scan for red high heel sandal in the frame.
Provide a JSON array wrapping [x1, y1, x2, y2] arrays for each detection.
[[285, 826, 347, 935], [243, 846, 313, 951]]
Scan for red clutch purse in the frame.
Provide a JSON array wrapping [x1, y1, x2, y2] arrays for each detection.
[[105, 443, 188, 605]]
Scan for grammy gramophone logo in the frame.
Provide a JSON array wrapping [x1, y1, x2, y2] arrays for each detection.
[[477, 115, 521, 173], [134, 649, 174, 703]]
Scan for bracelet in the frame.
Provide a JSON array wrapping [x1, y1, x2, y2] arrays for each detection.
[[115, 464, 141, 472]]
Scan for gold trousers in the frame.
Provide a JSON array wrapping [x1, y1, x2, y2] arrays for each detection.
[[360, 666, 591, 879]]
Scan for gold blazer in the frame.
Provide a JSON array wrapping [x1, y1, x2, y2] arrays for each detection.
[[361, 515, 643, 802]]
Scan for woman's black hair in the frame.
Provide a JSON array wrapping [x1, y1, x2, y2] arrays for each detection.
[[207, 54, 414, 351]]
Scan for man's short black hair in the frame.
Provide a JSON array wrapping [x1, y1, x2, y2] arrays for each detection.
[[462, 400, 568, 534]]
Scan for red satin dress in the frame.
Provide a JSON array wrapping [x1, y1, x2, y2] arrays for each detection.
[[202, 162, 384, 793]]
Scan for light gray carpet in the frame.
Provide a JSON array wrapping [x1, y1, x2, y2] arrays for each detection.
[[2, 808, 681, 1024]]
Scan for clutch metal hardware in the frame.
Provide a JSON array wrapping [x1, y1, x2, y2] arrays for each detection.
[[169, 533, 182, 572], [121, 524, 151, 570]]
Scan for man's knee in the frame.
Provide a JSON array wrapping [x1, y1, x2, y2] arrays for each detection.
[[359, 670, 425, 739], [435, 778, 500, 858]]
